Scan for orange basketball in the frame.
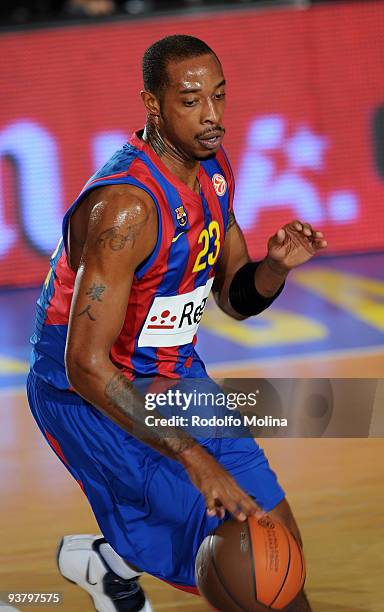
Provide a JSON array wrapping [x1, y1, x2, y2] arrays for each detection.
[[195, 515, 306, 611]]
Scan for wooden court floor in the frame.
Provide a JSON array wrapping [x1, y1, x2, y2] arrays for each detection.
[[1, 352, 383, 612]]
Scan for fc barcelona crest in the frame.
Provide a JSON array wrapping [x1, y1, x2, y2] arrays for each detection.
[[175, 205, 188, 227]]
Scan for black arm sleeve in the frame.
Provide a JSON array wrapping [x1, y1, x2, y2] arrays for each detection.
[[228, 261, 285, 317]]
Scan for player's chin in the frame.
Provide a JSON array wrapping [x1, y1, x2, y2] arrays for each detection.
[[199, 140, 222, 157], [194, 151, 218, 161], [192, 138, 222, 161]]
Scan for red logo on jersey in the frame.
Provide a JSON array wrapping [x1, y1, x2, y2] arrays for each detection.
[[146, 299, 208, 331], [212, 173, 227, 197], [147, 310, 177, 330]]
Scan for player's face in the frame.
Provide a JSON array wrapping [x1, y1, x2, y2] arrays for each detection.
[[160, 53, 226, 160]]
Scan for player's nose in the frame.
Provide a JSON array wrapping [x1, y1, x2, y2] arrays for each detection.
[[201, 97, 219, 124]]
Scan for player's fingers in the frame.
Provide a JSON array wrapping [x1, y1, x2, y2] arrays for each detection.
[[313, 230, 324, 238], [223, 487, 262, 521], [268, 229, 285, 249], [301, 222, 313, 236], [217, 506, 226, 520], [237, 492, 264, 519], [205, 490, 228, 517], [205, 493, 219, 516], [218, 491, 247, 520], [230, 505, 247, 522], [291, 219, 303, 231], [275, 228, 285, 243], [206, 506, 226, 519], [313, 239, 328, 249]]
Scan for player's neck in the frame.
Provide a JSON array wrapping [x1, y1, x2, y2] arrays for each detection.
[[143, 123, 200, 194]]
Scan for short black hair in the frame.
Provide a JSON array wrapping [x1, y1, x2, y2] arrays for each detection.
[[143, 35, 218, 98]]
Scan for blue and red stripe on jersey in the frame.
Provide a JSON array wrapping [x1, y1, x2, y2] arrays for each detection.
[[30, 131, 234, 389]]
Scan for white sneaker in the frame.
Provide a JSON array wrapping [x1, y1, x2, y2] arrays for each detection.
[[57, 535, 153, 612]]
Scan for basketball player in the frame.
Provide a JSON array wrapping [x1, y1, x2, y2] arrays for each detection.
[[27, 35, 327, 611]]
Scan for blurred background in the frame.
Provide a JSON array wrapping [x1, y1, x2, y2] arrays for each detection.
[[1, 0, 383, 384], [0, 0, 333, 25], [1, 1, 384, 611]]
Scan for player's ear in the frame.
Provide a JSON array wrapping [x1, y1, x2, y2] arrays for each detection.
[[141, 90, 160, 119]]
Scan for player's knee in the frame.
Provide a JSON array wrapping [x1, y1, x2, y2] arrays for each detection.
[[267, 498, 303, 548]]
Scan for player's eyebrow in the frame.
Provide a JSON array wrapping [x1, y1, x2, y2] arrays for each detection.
[[179, 79, 226, 94]]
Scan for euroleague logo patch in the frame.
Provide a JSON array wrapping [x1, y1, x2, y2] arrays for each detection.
[[212, 173, 227, 197]]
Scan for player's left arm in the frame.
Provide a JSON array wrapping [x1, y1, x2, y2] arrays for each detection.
[[212, 213, 328, 320]]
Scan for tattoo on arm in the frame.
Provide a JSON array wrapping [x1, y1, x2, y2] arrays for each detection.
[[227, 212, 236, 231], [77, 305, 96, 321], [97, 214, 149, 251], [77, 283, 106, 321], [86, 283, 105, 302], [104, 371, 197, 458], [104, 371, 137, 416]]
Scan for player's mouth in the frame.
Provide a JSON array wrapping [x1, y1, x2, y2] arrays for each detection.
[[196, 130, 224, 150]]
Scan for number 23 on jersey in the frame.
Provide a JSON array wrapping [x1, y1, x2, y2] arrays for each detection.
[[192, 221, 221, 273]]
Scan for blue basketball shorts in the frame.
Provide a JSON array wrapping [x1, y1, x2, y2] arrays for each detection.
[[26, 370, 285, 587]]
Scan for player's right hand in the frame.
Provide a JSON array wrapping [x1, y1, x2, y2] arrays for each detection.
[[178, 444, 265, 522]]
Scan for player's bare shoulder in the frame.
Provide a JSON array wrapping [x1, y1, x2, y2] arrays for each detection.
[[68, 183, 158, 271]]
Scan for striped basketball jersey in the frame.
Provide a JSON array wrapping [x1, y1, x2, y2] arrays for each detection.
[[30, 131, 234, 389]]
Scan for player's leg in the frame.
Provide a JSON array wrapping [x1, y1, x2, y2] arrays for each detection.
[[220, 437, 312, 611], [26, 370, 153, 612], [286, 591, 312, 612], [267, 499, 311, 612], [56, 535, 152, 612], [267, 498, 302, 548]]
